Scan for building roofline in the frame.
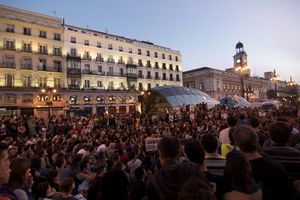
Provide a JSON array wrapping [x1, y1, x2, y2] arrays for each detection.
[[0, 4, 62, 22]]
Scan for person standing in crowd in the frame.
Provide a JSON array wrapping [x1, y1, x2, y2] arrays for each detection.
[[233, 125, 292, 200], [223, 150, 262, 200], [249, 117, 266, 148], [201, 134, 226, 176], [262, 121, 300, 184], [219, 116, 238, 145], [0, 142, 18, 200], [7, 157, 33, 200], [146, 136, 207, 200]]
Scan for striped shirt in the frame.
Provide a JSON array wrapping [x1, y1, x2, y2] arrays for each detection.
[[261, 146, 300, 182], [205, 156, 226, 176]]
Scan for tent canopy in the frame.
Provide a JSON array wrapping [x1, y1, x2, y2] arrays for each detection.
[[151, 86, 219, 108]]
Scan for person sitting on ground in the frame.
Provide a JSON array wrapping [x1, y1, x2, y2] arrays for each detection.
[[146, 136, 206, 200], [201, 134, 226, 176]]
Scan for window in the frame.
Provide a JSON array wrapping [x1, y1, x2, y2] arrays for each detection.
[[176, 74, 180, 81], [170, 74, 173, 81], [118, 56, 124, 64], [128, 48, 132, 53], [97, 81, 103, 88], [147, 71, 151, 79], [5, 75, 14, 87], [119, 46, 123, 52], [22, 57, 32, 69], [108, 82, 114, 90], [138, 49, 141, 55], [23, 43, 32, 52], [120, 68, 124, 76], [71, 37, 76, 43], [163, 73, 166, 80], [38, 59, 47, 71], [108, 67, 113, 76], [108, 44, 113, 50], [54, 78, 61, 88], [84, 40, 89, 46], [154, 52, 158, 58], [83, 51, 91, 59], [138, 59, 143, 67], [175, 56, 179, 61], [162, 53, 165, 59], [155, 62, 159, 68], [84, 80, 90, 88], [155, 72, 159, 79], [108, 56, 115, 63], [53, 61, 62, 72], [120, 82, 125, 90], [147, 83, 151, 90], [70, 48, 77, 56], [5, 41, 15, 50], [176, 65, 179, 71], [97, 42, 101, 48], [146, 50, 150, 56], [22, 94, 33, 102], [96, 53, 103, 62], [4, 94, 16, 103], [199, 82, 205, 91], [39, 77, 47, 87], [39, 31, 47, 38], [5, 24, 14, 33], [169, 64, 173, 71], [4, 56, 15, 68], [169, 55, 172, 60], [162, 63, 166, 70], [138, 70, 143, 78], [23, 27, 31, 35], [128, 57, 134, 65], [39, 45, 48, 54], [54, 33, 61, 41], [139, 83, 143, 91], [53, 47, 62, 56], [97, 65, 102, 73], [84, 64, 90, 71], [119, 96, 126, 103], [147, 60, 151, 67]]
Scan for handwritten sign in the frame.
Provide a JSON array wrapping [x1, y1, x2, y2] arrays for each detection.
[[145, 137, 161, 152]]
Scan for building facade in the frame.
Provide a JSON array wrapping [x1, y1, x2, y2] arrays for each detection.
[[0, 5, 182, 117], [183, 42, 268, 101]]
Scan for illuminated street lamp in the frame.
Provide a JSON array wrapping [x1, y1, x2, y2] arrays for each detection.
[[270, 69, 280, 99], [287, 76, 297, 104], [235, 65, 249, 98], [41, 88, 57, 118]]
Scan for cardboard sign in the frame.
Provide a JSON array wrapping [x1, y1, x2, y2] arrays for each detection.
[[145, 137, 161, 152]]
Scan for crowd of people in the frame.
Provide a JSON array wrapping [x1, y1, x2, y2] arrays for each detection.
[[0, 103, 299, 200]]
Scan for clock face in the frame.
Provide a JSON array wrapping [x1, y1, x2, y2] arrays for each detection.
[[236, 58, 241, 64]]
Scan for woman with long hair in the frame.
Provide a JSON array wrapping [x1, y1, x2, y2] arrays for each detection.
[[7, 157, 32, 200], [223, 150, 262, 200]]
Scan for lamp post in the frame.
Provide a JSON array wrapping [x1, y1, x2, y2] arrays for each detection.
[[41, 88, 57, 118], [270, 69, 279, 99], [287, 76, 297, 104], [235, 65, 249, 98]]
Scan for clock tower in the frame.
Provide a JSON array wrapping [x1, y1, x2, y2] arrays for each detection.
[[233, 42, 250, 76]]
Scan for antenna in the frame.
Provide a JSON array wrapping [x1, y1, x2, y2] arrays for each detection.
[[105, 27, 108, 34], [86, 24, 89, 29]]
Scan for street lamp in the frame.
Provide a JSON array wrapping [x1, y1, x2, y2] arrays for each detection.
[[235, 65, 249, 98], [270, 69, 280, 99], [287, 76, 297, 104], [41, 88, 57, 118]]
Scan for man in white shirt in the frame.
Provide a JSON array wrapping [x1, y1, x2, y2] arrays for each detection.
[[219, 116, 238, 144]]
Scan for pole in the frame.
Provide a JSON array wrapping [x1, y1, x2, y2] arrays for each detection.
[[241, 74, 245, 98], [275, 81, 278, 99]]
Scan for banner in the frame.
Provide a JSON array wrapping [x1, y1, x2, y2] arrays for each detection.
[[145, 137, 161, 152]]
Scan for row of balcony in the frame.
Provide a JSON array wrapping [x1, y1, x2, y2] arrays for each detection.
[[2, 46, 63, 57], [0, 63, 62, 72]]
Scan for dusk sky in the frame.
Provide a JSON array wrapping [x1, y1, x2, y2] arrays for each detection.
[[2, 0, 300, 83]]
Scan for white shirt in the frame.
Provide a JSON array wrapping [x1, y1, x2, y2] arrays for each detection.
[[219, 127, 231, 144]]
